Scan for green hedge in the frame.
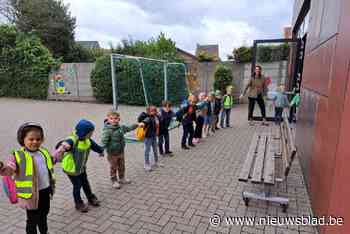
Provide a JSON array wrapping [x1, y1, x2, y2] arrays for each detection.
[[0, 25, 58, 99], [90, 55, 187, 106]]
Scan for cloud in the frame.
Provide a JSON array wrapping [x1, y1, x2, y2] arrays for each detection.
[[63, 0, 293, 59]]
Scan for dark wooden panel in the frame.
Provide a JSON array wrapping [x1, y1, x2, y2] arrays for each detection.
[[302, 36, 337, 96], [306, 0, 324, 53], [319, 0, 341, 43], [295, 88, 319, 188]]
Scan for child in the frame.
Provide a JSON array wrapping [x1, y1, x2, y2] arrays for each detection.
[[208, 92, 217, 133], [193, 92, 206, 144], [213, 90, 223, 130], [101, 110, 139, 189], [289, 86, 300, 123], [138, 106, 163, 171], [221, 87, 234, 128], [273, 85, 289, 124], [158, 101, 175, 156], [177, 95, 197, 149], [0, 122, 56, 234], [55, 119, 104, 213]]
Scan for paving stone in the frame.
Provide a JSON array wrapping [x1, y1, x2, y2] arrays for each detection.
[[0, 99, 317, 234]]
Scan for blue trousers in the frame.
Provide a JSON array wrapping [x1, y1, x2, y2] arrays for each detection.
[[144, 137, 158, 165]]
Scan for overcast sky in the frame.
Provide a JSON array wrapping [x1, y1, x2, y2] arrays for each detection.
[[64, 0, 293, 59]]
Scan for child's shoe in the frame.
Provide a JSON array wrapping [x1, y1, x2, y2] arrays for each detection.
[[192, 138, 199, 144], [88, 197, 101, 207], [119, 178, 131, 184], [182, 145, 190, 150], [154, 162, 164, 168], [144, 164, 152, 172], [76, 202, 89, 213], [112, 181, 121, 189]]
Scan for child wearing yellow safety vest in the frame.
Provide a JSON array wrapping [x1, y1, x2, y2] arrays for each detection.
[[55, 119, 104, 213], [220, 88, 234, 128], [0, 122, 56, 234]]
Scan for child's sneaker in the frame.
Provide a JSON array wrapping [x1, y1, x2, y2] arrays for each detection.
[[112, 181, 121, 189], [88, 197, 100, 207], [76, 202, 89, 213], [144, 164, 152, 172], [119, 178, 131, 184], [154, 162, 164, 168]]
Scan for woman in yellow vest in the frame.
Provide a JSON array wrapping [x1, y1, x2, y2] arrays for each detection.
[[0, 122, 56, 234]]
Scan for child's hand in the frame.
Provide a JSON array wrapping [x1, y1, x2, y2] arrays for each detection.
[[138, 122, 145, 128], [99, 153, 104, 157], [61, 142, 71, 151]]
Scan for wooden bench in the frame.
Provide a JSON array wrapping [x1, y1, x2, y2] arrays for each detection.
[[238, 116, 297, 212]]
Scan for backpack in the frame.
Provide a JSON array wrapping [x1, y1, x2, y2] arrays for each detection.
[[2, 176, 18, 204]]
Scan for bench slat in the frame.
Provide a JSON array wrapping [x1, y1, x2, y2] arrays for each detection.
[[280, 124, 289, 171], [251, 136, 267, 184], [283, 118, 297, 161], [238, 134, 260, 182], [263, 137, 275, 185]]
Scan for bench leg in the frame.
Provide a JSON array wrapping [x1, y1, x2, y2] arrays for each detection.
[[242, 191, 289, 212]]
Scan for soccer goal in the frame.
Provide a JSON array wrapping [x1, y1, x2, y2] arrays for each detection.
[[110, 53, 189, 110]]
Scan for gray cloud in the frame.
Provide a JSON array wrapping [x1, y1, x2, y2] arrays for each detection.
[[63, 0, 293, 59]]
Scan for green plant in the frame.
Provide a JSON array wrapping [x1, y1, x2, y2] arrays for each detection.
[[213, 64, 233, 94], [3, 0, 76, 61], [232, 44, 290, 63], [0, 24, 59, 99], [232, 46, 252, 63], [197, 51, 215, 62], [91, 33, 187, 106]]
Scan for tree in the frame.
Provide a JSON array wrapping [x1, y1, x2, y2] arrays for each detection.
[[0, 25, 59, 99], [213, 64, 233, 93], [232, 46, 252, 63], [197, 51, 215, 62], [110, 33, 182, 62], [1, 0, 76, 60]]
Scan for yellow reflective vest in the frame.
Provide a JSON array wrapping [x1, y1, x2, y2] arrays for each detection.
[[61, 133, 91, 175], [14, 147, 55, 199]]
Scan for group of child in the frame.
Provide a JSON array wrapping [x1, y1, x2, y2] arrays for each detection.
[[0, 88, 235, 234]]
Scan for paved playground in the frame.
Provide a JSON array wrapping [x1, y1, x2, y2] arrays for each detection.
[[0, 98, 317, 234]]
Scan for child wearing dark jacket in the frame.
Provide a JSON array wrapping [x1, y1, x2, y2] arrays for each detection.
[[177, 95, 197, 150], [138, 106, 163, 171], [158, 101, 175, 156], [213, 90, 223, 130]]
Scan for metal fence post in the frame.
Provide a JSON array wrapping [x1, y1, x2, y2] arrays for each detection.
[[164, 62, 168, 101], [110, 54, 118, 110]]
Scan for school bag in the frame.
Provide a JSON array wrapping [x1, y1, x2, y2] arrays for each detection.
[[2, 176, 18, 204]]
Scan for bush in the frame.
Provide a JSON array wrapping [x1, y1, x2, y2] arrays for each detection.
[[91, 33, 187, 106], [213, 64, 233, 94], [233, 43, 290, 63], [0, 25, 59, 99], [90, 55, 187, 106]]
